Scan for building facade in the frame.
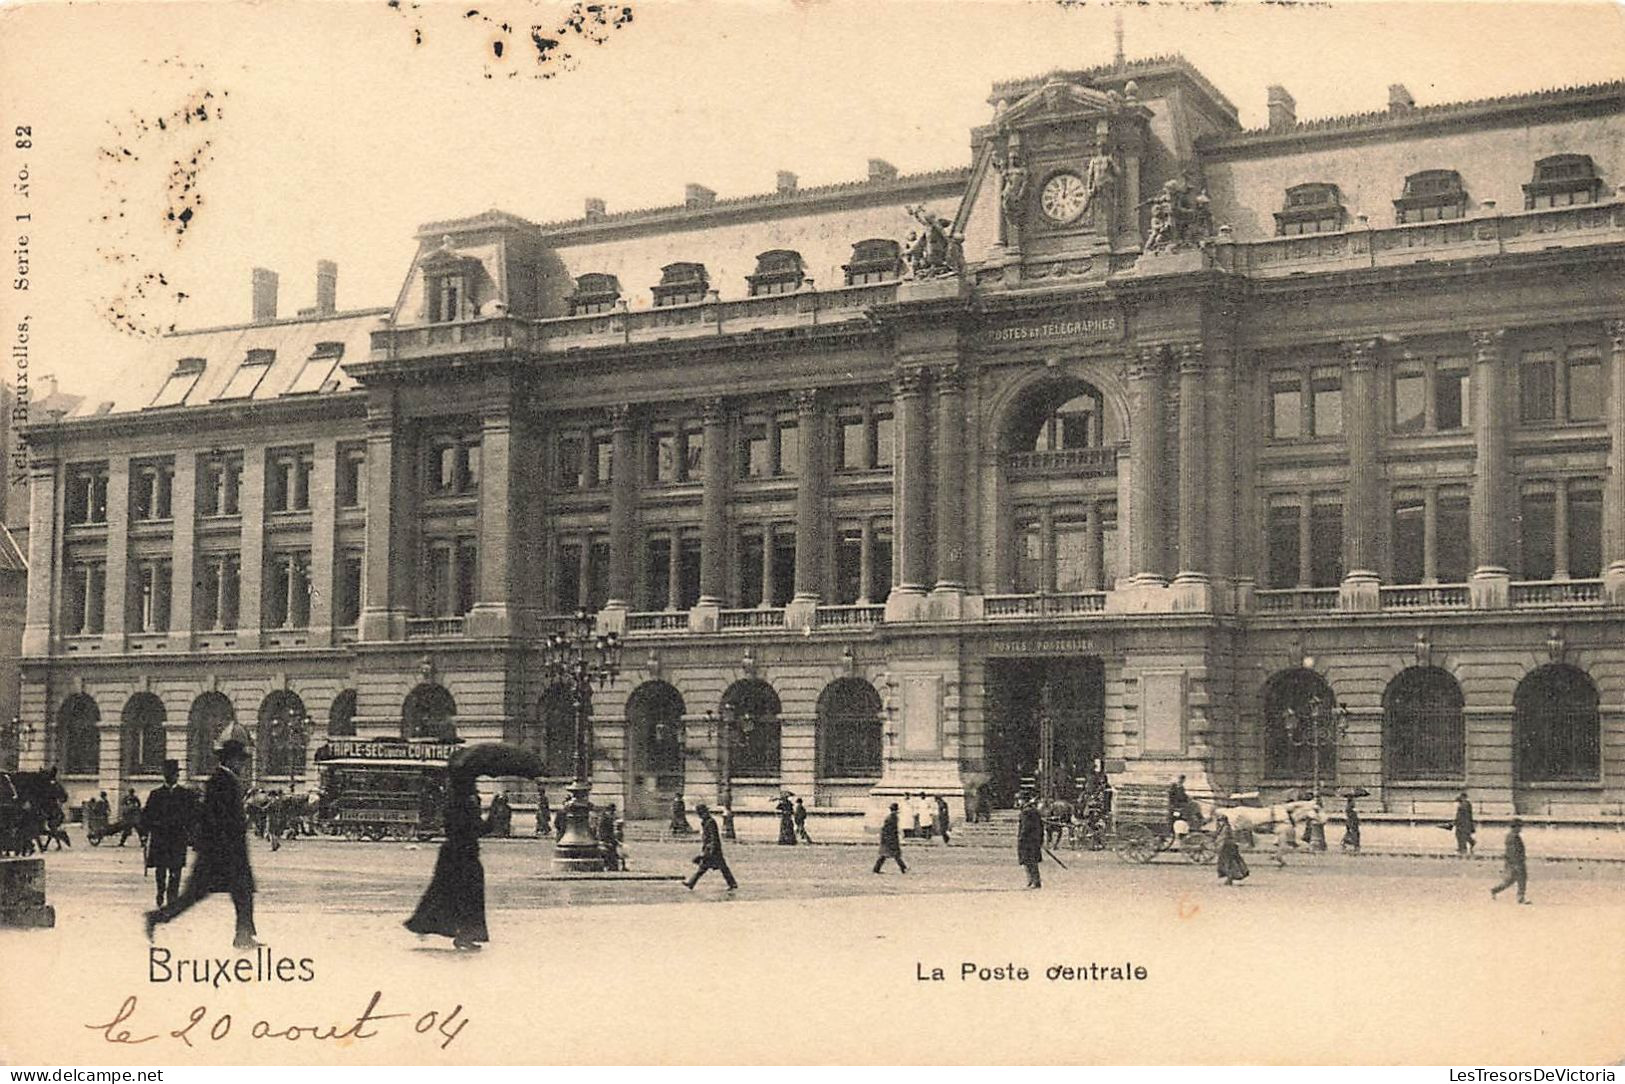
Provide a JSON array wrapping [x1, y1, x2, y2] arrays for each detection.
[[18, 58, 1625, 829]]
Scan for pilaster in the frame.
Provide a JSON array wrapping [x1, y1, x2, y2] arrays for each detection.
[[100, 456, 130, 648], [1470, 329, 1511, 608], [1604, 319, 1625, 603], [21, 459, 58, 657], [467, 411, 514, 638], [1340, 338, 1381, 611], [886, 367, 931, 622], [306, 436, 338, 646], [167, 453, 196, 650], [605, 404, 637, 612], [1171, 343, 1210, 609]]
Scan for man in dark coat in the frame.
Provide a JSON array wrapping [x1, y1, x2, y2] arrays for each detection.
[[1017, 797, 1044, 888], [145, 738, 259, 949], [1490, 818, 1530, 904], [486, 793, 512, 838], [669, 792, 693, 835], [141, 760, 196, 910], [117, 788, 143, 846], [1454, 792, 1476, 857], [873, 802, 907, 874], [597, 802, 622, 871], [1168, 774, 1196, 835], [775, 793, 796, 845], [793, 796, 813, 844], [684, 803, 736, 890], [535, 785, 551, 837]]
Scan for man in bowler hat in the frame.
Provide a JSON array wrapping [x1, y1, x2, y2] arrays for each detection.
[[145, 736, 260, 949], [1017, 796, 1044, 888], [684, 803, 736, 891], [1490, 818, 1530, 904], [1454, 792, 1477, 857], [874, 802, 907, 874], [141, 759, 196, 910]]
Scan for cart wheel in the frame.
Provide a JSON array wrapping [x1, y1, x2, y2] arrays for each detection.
[[1112, 823, 1158, 863], [1183, 831, 1217, 865]]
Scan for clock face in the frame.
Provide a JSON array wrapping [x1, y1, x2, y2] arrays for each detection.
[[1040, 172, 1089, 225]]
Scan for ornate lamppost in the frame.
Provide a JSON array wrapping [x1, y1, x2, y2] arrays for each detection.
[[1280, 692, 1350, 804], [703, 704, 756, 841], [544, 609, 622, 871]]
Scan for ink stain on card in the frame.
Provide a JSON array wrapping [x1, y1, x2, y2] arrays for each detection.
[[386, 1, 634, 80]]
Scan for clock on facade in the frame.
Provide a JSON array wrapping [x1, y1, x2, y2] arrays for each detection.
[[1039, 172, 1089, 225]]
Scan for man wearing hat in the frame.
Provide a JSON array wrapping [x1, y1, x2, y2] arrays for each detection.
[[145, 732, 260, 949], [141, 759, 197, 910], [873, 802, 907, 874], [1453, 791, 1476, 857], [684, 803, 736, 891], [1490, 818, 1530, 904]]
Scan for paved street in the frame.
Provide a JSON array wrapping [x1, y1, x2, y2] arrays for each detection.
[[4, 828, 1624, 1064]]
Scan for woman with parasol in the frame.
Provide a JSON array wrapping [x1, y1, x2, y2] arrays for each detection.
[[405, 742, 543, 951]]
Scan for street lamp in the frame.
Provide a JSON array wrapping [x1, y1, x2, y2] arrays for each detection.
[[704, 704, 757, 841], [543, 609, 622, 872], [1280, 693, 1350, 804]]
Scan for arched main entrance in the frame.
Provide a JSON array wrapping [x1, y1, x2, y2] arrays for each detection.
[[625, 680, 685, 820], [187, 692, 235, 780], [120, 693, 167, 778], [983, 656, 1104, 808], [402, 684, 457, 741], [257, 690, 308, 786]]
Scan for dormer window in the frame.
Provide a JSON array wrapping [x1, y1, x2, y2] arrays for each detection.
[[1395, 170, 1467, 223], [419, 245, 482, 323], [843, 239, 903, 285], [747, 250, 804, 296], [215, 349, 274, 401], [569, 273, 622, 316], [652, 262, 708, 307], [429, 273, 467, 322], [285, 341, 344, 395], [149, 357, 206, 408], [1274, 183, 1346, 236], [1524, 154, 1602, 209]]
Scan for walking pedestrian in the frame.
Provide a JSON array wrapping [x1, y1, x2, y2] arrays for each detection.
[[684, 803, 736, 891], [404, 771, 491, 950], [145, 737, 260, 949], [553, 804, 567, 840], [873, 802, 907, 874], [793, 796, 813, 844], [598, 802, 622, 871], [1216, 816, 1250, 886], [535, 785, 551, 837], [1341, 794, 1362, 854], [1017, 797, 1043, 888], [1454, 792, 1476, 857], [117, 788, 143, 847], [1490, 818, 1530, 904], [669, 792, 693, 836], [486, 793, 512, 838], [775, 793, 796, 845], [140, 760, 196, 911], [934, 795, 952, 845]]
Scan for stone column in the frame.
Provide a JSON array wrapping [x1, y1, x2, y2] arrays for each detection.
[[467, 411, 514, 637], [1173, 344, 1209, 606], [360, 399, 412, 642], [21, 457, 59, 657], [886, 368, 931, 620], [101, 456, 130, 649], [1340, 338, 1382, 610], [605, 404, 637, 613], [1604, 320, 1625, 603], [932, 365, 966, 595], [235, 447, 265, 648], [167, 454, 196, 650], [696, 397, 729, 608], [788, 389, 825, 628], [1205, 343, 1235, 607], [1127, 346, 1166, 586], [1470, 329, 1511, 608]]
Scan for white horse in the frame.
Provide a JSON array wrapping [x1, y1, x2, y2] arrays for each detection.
[[1199, 798, 1319, 842]]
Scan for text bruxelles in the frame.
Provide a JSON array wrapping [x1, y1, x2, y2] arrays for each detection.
[[149, 946, 314, 987]]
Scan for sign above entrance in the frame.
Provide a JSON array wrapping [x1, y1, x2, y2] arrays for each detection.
[[987, 636, 1098, 656], [982, 311, 1123, 348]]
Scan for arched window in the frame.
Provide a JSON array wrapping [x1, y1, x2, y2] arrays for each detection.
[[121, 693, 168, 777], [1262, 669, 1338, 781], [1383, 667, 1465, 780], [187, 693, 235, 780], [59, 694, 101, 775], [1514, 664, 1600, 782], [402, 683, 457, 741], [529, 684, 575, 777], [721, 679, 781, 780], [1005, 380, 1114, 453], [327, 690, 358, 738], [257, 690, 309, 782], [627, 681, 685, 784], [817, 678, 883, 779]]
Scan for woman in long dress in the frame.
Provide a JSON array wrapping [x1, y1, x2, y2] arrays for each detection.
[[405, 774, 489, 950], [1215, 816, 1250, 886]]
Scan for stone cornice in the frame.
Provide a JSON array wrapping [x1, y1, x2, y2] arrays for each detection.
[[19, 389, 369, 447]]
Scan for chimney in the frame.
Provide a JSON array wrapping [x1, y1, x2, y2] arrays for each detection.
[[1266, 85, 1296, 131], [315, 260, 338, 315], [251, 268, 279, 323], [776, 170, 798, 194], [684, 183, 716, 209], [1388, 84, 1415, 113], [868, 158, 898, 182], [584, 196, 606, 221]]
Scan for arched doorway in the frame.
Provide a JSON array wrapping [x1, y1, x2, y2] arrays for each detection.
[[121, 693, 167, 778], [187, 692, 235, 780], [1514, 664, 1600, 785], [402, 684, 457, 741], [984, 656, 1104, 808], [257, 690, 309, 786], [1262, 669, 1338, 785], [816, 678, 883, 780], [59, 694, 101, 776], [328, 690, 358, 738], [1383, 667, 1465, 782], [625, 680, 685, 819], [720, 678, 782, 782]]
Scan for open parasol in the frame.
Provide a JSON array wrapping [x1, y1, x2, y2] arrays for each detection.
[[1338, 787, 1372, 799], [447, 742, 546, 781]]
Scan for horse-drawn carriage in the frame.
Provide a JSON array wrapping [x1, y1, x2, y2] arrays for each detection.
[[1107, 782, 1216, 865], [311, 738, 456, 841]]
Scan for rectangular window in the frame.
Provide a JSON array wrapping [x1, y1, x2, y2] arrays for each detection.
[[1015, 520, 1043, 593], [1569, 486, 1603, 579], [1267, 503, 1301, 589], [871, 411, 895, 468], [1520, 491, 1556, 580], [738, 424, 769, 479], [286, 345, 343, 395], [425, 545, 452, 618], [196, 556, 241, 630], [1269, 380, 1302, 440], [1567, 348, 1604, 422], [593, 435, 614, 488], [66, 562, 107, 635], [1099, 510, 1119, 589], [1436, 368, 1469, 431], [455, 540, 477, 616], [66, 468, 109, 525], [737, 532, 765, 608], [1310, 376, 1343, 438], [337, 553, 364, 627], [267, 452, 312, 512], [132, 560, 172, 633], [837, 416, 866, 470], [1520, 352, 1557, 422], [871, 527, 894, 602], [1392, 496, 1425, 585], [1310, 501, 1343, 588], [644, 536, 672, 609], [267, 552, 311, 628], [587, 541, 611, 611], [1437, 491, 1472, 583], [150, 362, 204, 408], [219, 558, 240, 630], [131, 463, 174, 522], [428, 437, 479, 495], [682, 425, 705, 480], [216, 354, 273, 401], [774, 420, 798, 477], [1054, 522, 1090, 593], [771, 531, 797, 607], [337, 446, 366, 508], [835, 529, 863, 605], [557, 437, 585, 490], [677, 534, 702, 609], [651, 431, 679, 484], [198, 457, 241, 517], [431, 275, 466, 323], [556, 543, 583, 612], [1393, 373, 1426, 433]]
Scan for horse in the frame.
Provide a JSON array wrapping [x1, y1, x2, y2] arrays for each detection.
[[1201, 798, 1319, 846], [6, 771, 70, 853]]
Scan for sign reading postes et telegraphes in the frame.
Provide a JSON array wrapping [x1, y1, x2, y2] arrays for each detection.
[[981, 311, 1123, 347], [316, 739, 461, 762], [987, 637, 1098, 656]]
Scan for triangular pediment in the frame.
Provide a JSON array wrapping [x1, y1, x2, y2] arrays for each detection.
[[995, 79, 1121, 130]]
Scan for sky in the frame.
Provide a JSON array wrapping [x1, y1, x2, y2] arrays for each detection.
[[1, 0, 1622, 396]]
